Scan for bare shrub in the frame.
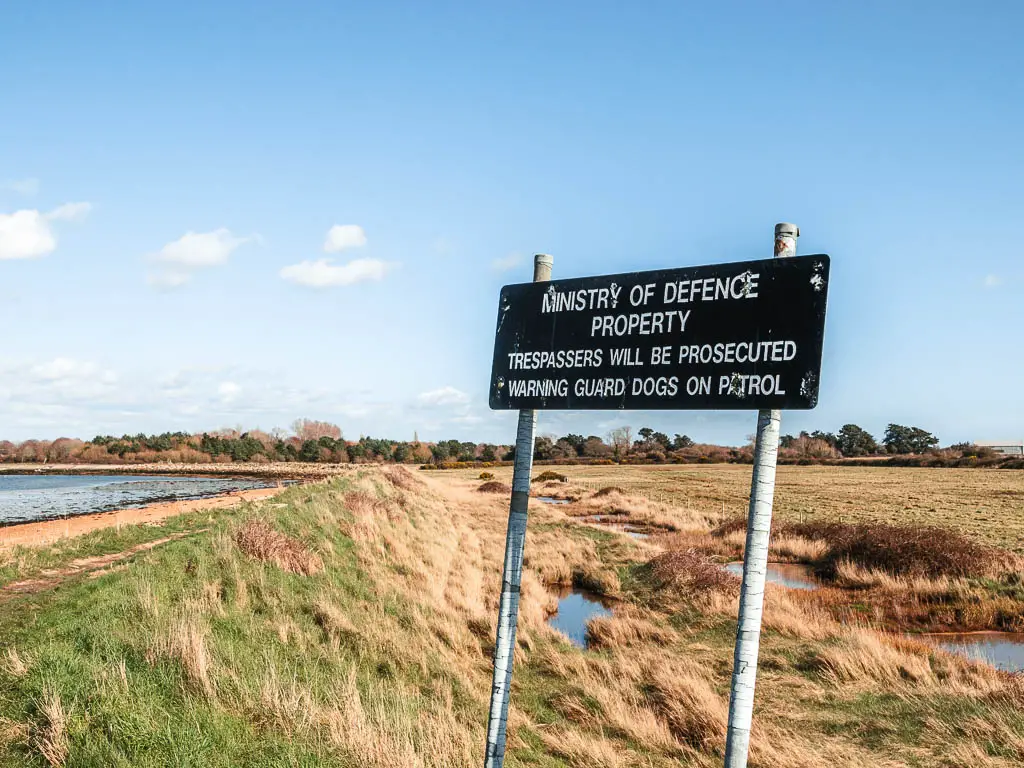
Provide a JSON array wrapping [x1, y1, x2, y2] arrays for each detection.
[[532, 470, 567, 483], [234, 519, 323, 575], [592, 486, 626, 497], [643, 549, 739, 600], [477, 481, 511, 494]]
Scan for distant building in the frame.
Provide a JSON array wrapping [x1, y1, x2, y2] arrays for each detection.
[[975, 440, 1024, 456]]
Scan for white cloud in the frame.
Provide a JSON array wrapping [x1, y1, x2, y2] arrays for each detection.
[[47, 202, 92, 222], [492, 251, 522, 272], [29, 360, 115, 385], [324, 224, 367, 253], [218, 381, 241, 403], [153, 228, 251, 268], [147, 228, 256, 289], [983, 274, 1003, 288], [0, 202, 91, 260], [416, 386, 470, 407], [4, 178, 40, 196], [0, 210, 56, 260], [280, 257, 391, 288]]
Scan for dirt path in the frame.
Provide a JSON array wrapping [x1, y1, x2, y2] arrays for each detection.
[[0, 486, 284, 550]]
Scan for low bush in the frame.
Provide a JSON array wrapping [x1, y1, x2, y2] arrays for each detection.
[[478, 471, 495, 480], [639, 549, 738, 600], [533, 470, 568, 483], [477, 481, 511, 494], [714, 517, 998, 580]]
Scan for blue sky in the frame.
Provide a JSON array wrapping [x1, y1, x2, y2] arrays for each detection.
[[1, 1, 1021, 445]]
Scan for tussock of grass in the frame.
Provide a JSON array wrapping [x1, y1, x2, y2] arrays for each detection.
[[234, 518, 323, 575], [33, 688, 68, 767], [475, 481, 510, 494]]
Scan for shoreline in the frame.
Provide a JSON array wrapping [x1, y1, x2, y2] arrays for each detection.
[[0, 461, 355, 479], [0, 485, 287, 550]]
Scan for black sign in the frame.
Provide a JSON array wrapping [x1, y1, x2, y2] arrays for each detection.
[[489, 255, 829, 411]]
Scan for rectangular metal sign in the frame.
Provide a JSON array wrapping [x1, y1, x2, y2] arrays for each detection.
[[489, 254, 829, 411]]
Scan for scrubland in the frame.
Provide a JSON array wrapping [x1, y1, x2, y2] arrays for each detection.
[[0, 464, 1021, 766]]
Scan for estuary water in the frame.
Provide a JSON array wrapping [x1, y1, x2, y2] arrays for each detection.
[[0, 474, 273, 525]]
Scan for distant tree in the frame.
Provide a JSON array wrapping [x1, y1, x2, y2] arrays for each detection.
[[883, 424, 939, 454], [608, 426, 633, 459], [672, 433, 695, 450], [651, 431, 671, 450], [553, 439, 577, 459], [392, 443, 410, 463], [582, 436, 612, 458], [292, 419, 342, 442], [430, 443, 449, 464], [480, 444, 497, 462], [836, 424, 878, 457], [779, 434, 797, 449], [637, 427, 655, 443], [562, 434, 586, 456], [533, 436, 555, 461], [810, 430, 839, 449], [298, 439, 322, 462]]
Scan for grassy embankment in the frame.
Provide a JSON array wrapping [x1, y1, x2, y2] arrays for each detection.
[[0, 465, 1022, 766]]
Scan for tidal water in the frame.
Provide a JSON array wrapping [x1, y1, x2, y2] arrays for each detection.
[[547, 585, 615, 648], [0, 474, 272, 525]]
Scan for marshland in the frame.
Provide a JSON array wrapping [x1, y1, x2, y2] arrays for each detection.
[[0, 463, 1020, 766]]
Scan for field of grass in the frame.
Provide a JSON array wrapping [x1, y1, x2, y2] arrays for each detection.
[[0, 465, 1021, 766], [449, 463, 1024, 552]]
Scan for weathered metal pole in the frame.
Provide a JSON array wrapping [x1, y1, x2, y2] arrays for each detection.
[[483, 253, 553, 768], [723, 223, 798, 767]]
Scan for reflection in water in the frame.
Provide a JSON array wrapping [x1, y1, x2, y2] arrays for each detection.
[[547, 586, 614, 648], [536, 496, 570, 505], [724, 562, 820, 591], [924, 632, 1024, 673]]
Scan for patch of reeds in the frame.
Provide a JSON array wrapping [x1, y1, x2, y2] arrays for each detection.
[[234, 518, 323, 575]]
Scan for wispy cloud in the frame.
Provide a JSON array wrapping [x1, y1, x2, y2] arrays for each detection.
[[492, 251, 522, 272], [3, 178, 40, 196], [416, 386, 470, 407], [147, 228, 257, 288], [983, 274, 1003, 289], [0, 202, 91, 260], [280, 257, 391, 288]]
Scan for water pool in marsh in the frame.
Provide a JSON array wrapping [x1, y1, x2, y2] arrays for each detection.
[[724, 562, 820, 591], [0, 474, 274, 525], [536, 496, 570, 505], [922, 632, 1024, 673], [547, 585, 615, 648]]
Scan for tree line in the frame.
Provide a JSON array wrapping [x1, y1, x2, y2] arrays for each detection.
[[0, 419, 1004, 467]]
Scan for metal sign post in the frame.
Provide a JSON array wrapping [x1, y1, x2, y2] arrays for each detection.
[[483, 253, 552, 768], [723, 223, 799, 768], [483, 225, 827, 768]]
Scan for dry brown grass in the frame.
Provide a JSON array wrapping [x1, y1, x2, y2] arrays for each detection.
[[33, 689, 68, 767], [234, 518, 323, 575], [2, 647, 29, 679], [443, 463, 1024, 551]]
